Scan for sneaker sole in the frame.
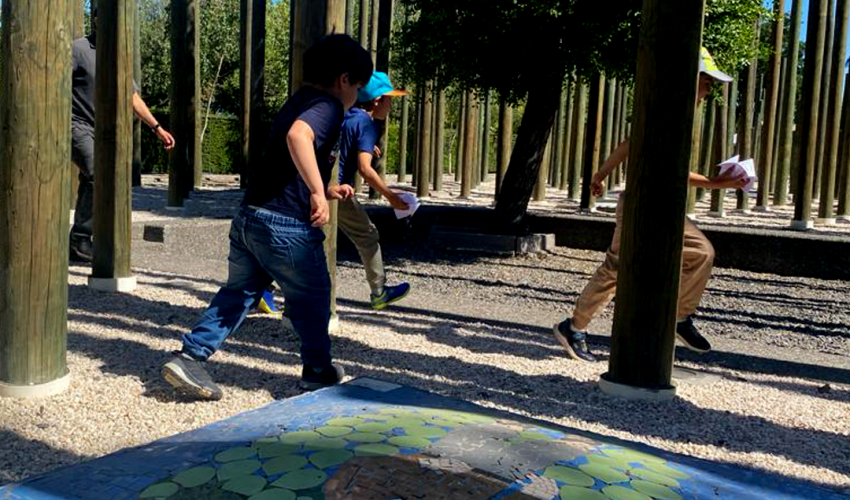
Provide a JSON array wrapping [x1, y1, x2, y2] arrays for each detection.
[[675, 333, 711, 354], [161, 364, 220, 400], [298, 379, 340, 391], [371, 287, 410, 311], [553, 324, 585, 361]]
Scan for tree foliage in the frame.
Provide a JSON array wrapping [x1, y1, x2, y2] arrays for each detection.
[[395, 0, 767, 102]]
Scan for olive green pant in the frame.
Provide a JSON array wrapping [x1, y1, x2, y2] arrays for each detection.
[[338, 197, 385, 296]]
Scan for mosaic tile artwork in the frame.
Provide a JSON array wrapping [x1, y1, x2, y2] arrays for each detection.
[[1, 378, 846, 500]]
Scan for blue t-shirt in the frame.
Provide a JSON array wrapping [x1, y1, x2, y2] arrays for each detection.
[[243, 86, 344, 221], [338, 107, 378, 186]]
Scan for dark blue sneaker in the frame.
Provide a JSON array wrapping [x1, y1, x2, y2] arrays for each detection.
[[553, 319, 597, 362], [676, 316, 711, 353], [370, 283, 410, 310]]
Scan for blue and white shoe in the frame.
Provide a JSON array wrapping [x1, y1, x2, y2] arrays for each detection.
[[370, 283, 411, 310], [257, 288, 281, 317]]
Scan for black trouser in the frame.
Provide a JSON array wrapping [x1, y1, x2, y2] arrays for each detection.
[[70, 122, 95, 243]]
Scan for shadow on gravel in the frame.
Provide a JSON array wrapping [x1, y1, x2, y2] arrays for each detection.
[[698, 307, 850, 339], [0, 429, 86, 487]]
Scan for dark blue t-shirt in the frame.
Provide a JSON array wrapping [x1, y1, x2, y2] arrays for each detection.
[[243, 86, 344, 221], [338, 107, 378, 186]]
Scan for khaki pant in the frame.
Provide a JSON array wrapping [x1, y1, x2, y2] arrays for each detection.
[[338, 197, 385, 296], [572, 195, 715, 330]]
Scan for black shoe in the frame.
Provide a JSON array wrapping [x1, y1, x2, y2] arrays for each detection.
[[162, 353, 223, 400], [676, 316, 711, 353], [553, 320, 597, 362], [299, 363, 345, 390], [69, 236, 93, 263]]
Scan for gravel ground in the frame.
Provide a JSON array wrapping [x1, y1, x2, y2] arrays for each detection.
[[1, 175, 848, 494]]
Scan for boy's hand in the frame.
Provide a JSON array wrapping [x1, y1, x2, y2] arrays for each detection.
[[591, 172, 606, 197], [310, 193, 330, 227], [388, 193, 409, 211], [373, 145, 382, 158], [327, 184, 355, 200], [156, 127, 176, 150], [709, 170, 749, 190]]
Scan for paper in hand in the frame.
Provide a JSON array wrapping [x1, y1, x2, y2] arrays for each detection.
[[718, 155, 757, 196], [393, 192, 420, 219]]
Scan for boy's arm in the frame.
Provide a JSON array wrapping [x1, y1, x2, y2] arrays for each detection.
[[591, 139, 630, 196], [357, 152, 409, 210], [287, 120, 331, 227], [688, 170, 748, 190]]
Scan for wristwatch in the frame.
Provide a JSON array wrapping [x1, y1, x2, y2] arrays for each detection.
[[151, 123, 161, 131]]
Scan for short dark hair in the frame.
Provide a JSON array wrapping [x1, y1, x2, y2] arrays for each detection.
[[303, 34, 373, 88]]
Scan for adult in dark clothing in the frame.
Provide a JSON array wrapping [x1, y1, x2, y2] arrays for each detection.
[[70, 7, 175, 262]]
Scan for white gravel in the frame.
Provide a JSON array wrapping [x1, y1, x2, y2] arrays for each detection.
[[1, 174, 848, 494]]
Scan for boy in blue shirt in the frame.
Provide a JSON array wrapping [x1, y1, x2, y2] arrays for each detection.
[[161, 35, 373, 400], [338, 72, 411, 309]]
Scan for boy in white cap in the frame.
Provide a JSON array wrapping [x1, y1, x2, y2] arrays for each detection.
[[338, 71, 412, 309], [553, 47, 748, 362]]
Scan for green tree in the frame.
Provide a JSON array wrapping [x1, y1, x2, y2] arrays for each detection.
[[396, 0, 765, 225]]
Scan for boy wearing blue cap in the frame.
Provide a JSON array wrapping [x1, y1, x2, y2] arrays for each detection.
[[337, 71, 412, 310], [161, 35, 373, 400], [553, 48, 748, 362]]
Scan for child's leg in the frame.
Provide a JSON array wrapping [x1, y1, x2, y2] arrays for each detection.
[[338, 197, 385, 296], [571, 195, 625, 330], [181, 210, 273, 360], [243, 208, 333, 370], [677, 219, 715, 319]]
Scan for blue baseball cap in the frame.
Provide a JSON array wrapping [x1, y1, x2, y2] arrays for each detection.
[[357, 71, 409, 103]]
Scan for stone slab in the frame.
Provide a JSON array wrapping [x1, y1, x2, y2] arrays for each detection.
[[1, 378, 846, 500]]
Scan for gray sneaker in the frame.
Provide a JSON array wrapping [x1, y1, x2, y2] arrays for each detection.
[[162, 354, 223, 400]]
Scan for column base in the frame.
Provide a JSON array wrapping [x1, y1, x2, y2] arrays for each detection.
[[752, 205, 772, 213], [0, 372, 70, 399], [578, 207, 597, 215], [706, 211, 725, 218], [598, 373, 676, 401], [815, 217, 836, 226], [790, 219, 814, 231], [730, 209, 751, 215], [837, 215, 850, 221], [88, 275, 138, 293]]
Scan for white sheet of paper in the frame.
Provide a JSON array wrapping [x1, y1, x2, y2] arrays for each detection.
[[393, 192, 420, 219], [718, 155, 757, 196]]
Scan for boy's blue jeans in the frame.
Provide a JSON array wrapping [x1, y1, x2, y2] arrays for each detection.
[[181, 206, 332, 369]]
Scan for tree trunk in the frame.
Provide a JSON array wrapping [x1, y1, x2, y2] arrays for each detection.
[[756, 0, 785, 209], [580, 75, 605, 211], [191, 0, 203, 189], [776, 0, 805, 206], [290, 0, 345, 322], [481, 92, 492, 185], [239, 0, 253, 188], [359, 0, 369, 49], [710, 88, 730, 216], [169, 0, 193, 206], [369, 0, 379, 65], [792, 0, 829, 229], [737, 21, 759, 212], [838, 70, 850, 218], [91, 0, 136, 293], [369, 0, 393, 199], [568, 83, 588, 200], [814, 0, 836, 201], [559, 84, 575, 191], [552, 89, 566, 190], [0, 0, 73, 397], [686, 103, 703, 215], [533, 133, 552, 201], [461, 91, 477, 197], [455, 93, 466, 184], [434, 88, 446, 192], [417, 82, 432, 197], [818, 0, 849, 222], [345, 0, 355, 35], [493, 82, 561, 227], [496, 99, 513, 198], [697, 102, 716, 202], [398, 95, 409, 182], [132, 0, 142, 187], [604, 0, 705, 395], [600, 79, 616, 196]]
